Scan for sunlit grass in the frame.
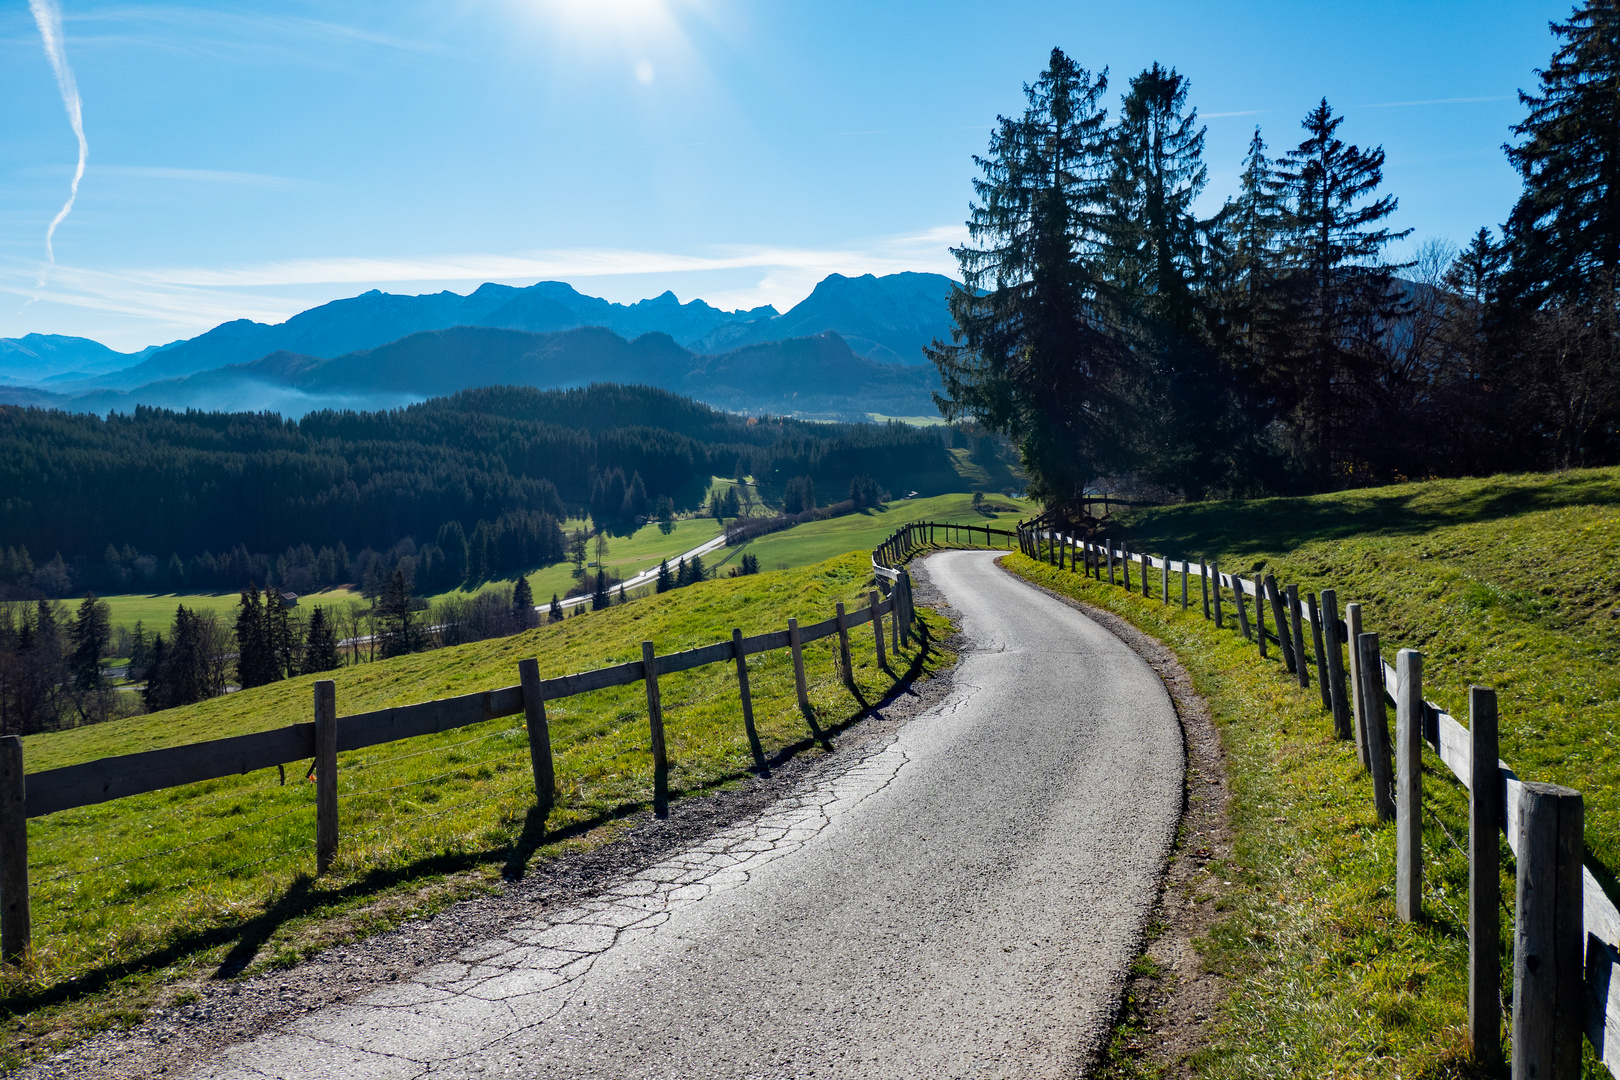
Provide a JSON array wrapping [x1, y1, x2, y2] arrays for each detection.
[[3, 552, 950, 1061]]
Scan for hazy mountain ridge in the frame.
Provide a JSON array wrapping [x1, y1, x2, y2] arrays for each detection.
[[2, 270, 955, 398], [0, 325, 941, 420]]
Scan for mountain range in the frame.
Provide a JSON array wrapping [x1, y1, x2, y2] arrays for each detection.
[[0, 270, 955, 420], [0, 325, 943, 421]]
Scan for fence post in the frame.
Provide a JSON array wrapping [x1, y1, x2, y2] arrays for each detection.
[[889, 582, 901, 654], [1346, 602, 1369, 768], [1140, 553, 1150, 597], [0, 736, 29, 966], [1395, 649, 1423, 922], [1180, 562, 1188, 610], [1357, 634, 1395, 821], [1107, 541, 1116, 585], [1247, 574, 1262, 653], [788, 617, 813, 720], [1211, 561, 1223, 627], [641, 641, 669, 818], [1321, 589, 1353, 741], [1287, 585, 1310, 689], [1200, 562, 1210, 619], [868, 590, 887, 669], [1468, 687, 1502, 1073], [732, 629, 769, 777], [1307, 593, 1331, 710], [1265, 575, 1297, 674], [314, 680, 339, 875], [518, 658, 555, 818], [1123, 549, 1132, 592], [836, 602, 853, 688], [1161, 559, 1169, 605], [1512, 781, 1585, 1080], [1236, 574, 1254, 644], [900, 570, 915, 648]]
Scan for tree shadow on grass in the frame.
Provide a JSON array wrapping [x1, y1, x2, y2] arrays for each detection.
[[1119, 470, 1620, 559]]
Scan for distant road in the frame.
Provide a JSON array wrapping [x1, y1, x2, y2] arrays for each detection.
[[188, 549, 1184, 1078], [549, 529, 730, 612]]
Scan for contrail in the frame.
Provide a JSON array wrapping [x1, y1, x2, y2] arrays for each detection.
[[30, 0, 87, 283]]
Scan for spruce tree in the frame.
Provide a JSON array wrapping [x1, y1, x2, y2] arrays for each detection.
[[265, 587, 298, 679], [69, 592, 111, 691], [127, 619, 150, 682], [1272, 98, 1410, 481], [378, 570, 422, 658], [301, 606, 339, 673], [927, 47, 1135, 513], [591, 570, 610, 611], [656, 558, 673, 593], [234, 584, 274, 689], [549, 593, 564, 622], [1503, 0, 1620, 310], [675, 557, 690, 587], [512, 575, 537, 629], [142, 633, 168, 710], [688, 554, 707, 583]]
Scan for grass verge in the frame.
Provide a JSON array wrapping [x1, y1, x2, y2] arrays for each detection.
[[2, 551, 951, 1067], [1002, 552, 1490, 1077]]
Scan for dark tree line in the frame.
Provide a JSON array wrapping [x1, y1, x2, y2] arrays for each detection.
[[932, 13, 1620, 512], [1, 384, 956, 598]]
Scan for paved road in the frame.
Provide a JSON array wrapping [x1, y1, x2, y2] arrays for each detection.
[[552, 531, 731, 613], [190, 550, 1184, 1080]]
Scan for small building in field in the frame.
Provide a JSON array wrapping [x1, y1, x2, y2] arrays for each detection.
[[280, 591, 299, 607]]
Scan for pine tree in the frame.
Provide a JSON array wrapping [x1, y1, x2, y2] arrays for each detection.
[[265, 587, 298, 679], [142, 633, 168, 710], [549, 593, 564, 622], [127, 619, 150, 682], [379, 569, 422, 658], [1272, 98, 1410, 482], [688, 554, 707, 583], [675, 557, 690, 588], [301, 606, 339, 673], [927, 47, 1135, 513], [591, 570, 610, 611], [234, 584, 275, 689], [69, 592, 110, 691], [656, 558, 673, 593], [512, 575, 537, 629], [1504, 0, 1620, 309]]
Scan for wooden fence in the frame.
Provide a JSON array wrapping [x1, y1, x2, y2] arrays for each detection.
[[0, 577, 922, 966], [993, 521, 1617, 1080]]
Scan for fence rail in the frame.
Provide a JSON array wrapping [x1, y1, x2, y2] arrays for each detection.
[[995, 521, 1614, 1079], [0, 571, 921, 965]]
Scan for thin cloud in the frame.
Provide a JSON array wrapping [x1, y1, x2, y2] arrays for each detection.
[[1358, 95, 1513, 109], [95, 165, 312, 188]]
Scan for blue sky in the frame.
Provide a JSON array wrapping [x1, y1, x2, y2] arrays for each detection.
[[0, 0, 1571, 352]]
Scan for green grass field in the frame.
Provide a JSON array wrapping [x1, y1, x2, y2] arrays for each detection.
[[511, 515, 722, 605], [738, 492, 1035, 571], [3, 552, 947, 1066], [1011, 465, 1620, 1075], [95, 588, 361, 640]]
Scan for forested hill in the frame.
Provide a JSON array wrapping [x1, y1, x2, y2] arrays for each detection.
[[0, 384, 957, 594]]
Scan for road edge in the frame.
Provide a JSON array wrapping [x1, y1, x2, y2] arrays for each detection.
[[995, 555, 1234, 1078]]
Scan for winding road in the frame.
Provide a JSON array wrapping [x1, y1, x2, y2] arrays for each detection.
[[189, 550, 1184, 1079]]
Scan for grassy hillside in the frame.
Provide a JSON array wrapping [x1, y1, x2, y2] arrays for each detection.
[[736, 492, 1034, 572], [6, 552, 947, 1063], [1026, 466, 1620, 1074], [1117, 467, 1620, 882]]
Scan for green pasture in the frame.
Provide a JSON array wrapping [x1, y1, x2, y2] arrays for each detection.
[[96, 588, 361, 641], [3, 552, 947, 1065], [738, 492, 1035, 571]]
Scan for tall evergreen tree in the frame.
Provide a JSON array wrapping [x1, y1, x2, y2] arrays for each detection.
[[301, 606, 339, 674], [234, 584, 276, 689], [656, 558, 673, 593], [1272, 98, 1410, 482], [928, 47, 1135, 513], [512, 574, 537, 629], [265, 587, 298, 679], [69, 592, 110, 691], [591, 570, 610, 611], [378, 570, 424, 658], [549, 592, 564, 622]]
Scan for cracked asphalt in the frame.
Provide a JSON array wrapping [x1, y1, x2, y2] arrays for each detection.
[[185, 550, 1185, 1079]]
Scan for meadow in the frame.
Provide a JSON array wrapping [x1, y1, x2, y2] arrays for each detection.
[[4, 551, 948, 1065], [739, 491, 1033, 570]]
